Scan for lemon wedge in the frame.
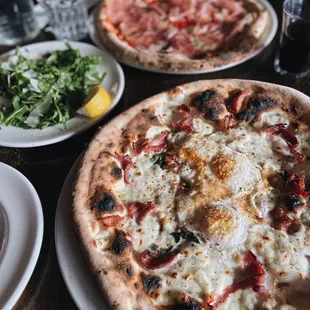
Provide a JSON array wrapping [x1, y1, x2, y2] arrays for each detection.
[[77, 85, 111, 118]]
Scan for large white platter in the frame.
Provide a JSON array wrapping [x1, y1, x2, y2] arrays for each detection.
[[88, 0, 278, 75], [0, 41, 125, 148], [0, 162, 43, 310], [55, 158, 107, 310]]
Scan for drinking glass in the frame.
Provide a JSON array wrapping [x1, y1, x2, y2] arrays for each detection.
[[38, 0, 89, 41], [274, 0, 310, 78], [0, 0, 40, 46]]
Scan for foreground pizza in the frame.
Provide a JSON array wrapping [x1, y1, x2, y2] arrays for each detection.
[[73, 80, 310, 309], [97, 0, 271, 72]]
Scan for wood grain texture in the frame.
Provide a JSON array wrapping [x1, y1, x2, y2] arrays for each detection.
[[0, 1, 309, 308]]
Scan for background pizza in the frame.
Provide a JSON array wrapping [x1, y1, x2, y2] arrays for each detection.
[[97, 0, 273, 72], [73, 80, 310, 309]]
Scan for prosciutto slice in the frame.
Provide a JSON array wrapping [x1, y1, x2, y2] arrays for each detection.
[[102, 215, 123, 227], [264, 124, 305, 163], [128, 201, 156, 223], [134, 131, 169, 154], [140, 250, 179, 270], [115, 153, 133, 184]]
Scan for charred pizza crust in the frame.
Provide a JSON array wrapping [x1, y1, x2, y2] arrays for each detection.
[[97, 0, 271, 72], [73, 80, 310, 309]]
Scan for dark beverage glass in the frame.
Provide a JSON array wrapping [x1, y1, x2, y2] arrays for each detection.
[[274, 0, 310, 78]]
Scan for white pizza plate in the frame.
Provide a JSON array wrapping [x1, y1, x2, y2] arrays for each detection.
[[0, 162, 43, 310], [55, 158, 107, 310], [0, 41, 125, 148], [88, 0, 278, 75]]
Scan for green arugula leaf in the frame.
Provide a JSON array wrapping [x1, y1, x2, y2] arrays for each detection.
[[0, 46, 106, 129]]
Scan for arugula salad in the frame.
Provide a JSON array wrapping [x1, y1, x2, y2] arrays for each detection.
[[0, 44, 106, 129]]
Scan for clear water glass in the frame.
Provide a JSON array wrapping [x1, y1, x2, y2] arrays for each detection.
[[39, 0, 89, 41], [274, 0, 310, 78], [0, 0, 40, 46]]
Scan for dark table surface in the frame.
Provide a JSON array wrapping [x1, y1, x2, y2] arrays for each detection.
[[1, 0, 310, 309]]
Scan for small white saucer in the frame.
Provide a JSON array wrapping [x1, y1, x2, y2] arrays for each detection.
[[0, 162, 43, 310]]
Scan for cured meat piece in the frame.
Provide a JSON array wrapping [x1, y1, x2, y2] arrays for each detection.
[[105, 0, 135, 24], [264, 123, 287, 135], [140, 250, 179, 270], [196, 2, 215, 24], [222, 14, 254, 49], [264, 124, 305, 163], [168, 0, 195, 11], [172, 103, 193, 132], [170, 32, 195, 58], [128, 201, 156, 223], [286, 174, 309, 198], [102, 215, 123, 227], [271, 207, 302, 235], [135, 131, 169, 154], [172, 115, 194, 133], [227, 88, 253, 114], [178, 104, 191, 113], [115, 153, 133, 184], [218, 115, 238, 131]]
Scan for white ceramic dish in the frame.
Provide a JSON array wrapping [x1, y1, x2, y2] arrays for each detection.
[[0, 162, 43, 310], [88, 0, 278, 75], [55, 158, 108, 310], [0, 41, 125, 148]]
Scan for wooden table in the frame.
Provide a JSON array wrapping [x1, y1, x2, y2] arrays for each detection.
[[1, 0, 309, 309]]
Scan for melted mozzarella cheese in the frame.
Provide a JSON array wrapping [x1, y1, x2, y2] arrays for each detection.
[[219, 289, 259, 310], [114, 153, 179, 204], [252, 189, 279, 218], [260, 111, 290, 127], [158, 244, 240, 305], [246, 225, 309, 282], [108, 103, 310, 309]]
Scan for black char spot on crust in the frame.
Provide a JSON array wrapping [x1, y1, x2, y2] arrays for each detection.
[[171, 300, 201, 310], [147, 114, 159, 124], [126, 267, 133, 277], [191, 89, 226, 120], [112, 166, 122, 179], [236, 97, 276, 121], [143, 276, 162, 294], [110, 231, 132, 255], [90, 191, 116, 214]]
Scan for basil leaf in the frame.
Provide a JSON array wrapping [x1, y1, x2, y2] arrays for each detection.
[[151, 153, 166, 169], [171, 229, 200, 244]]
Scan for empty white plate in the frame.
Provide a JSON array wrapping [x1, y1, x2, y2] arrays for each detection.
[[0, 41, 125, 148], [0, 162, 43, 310]]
